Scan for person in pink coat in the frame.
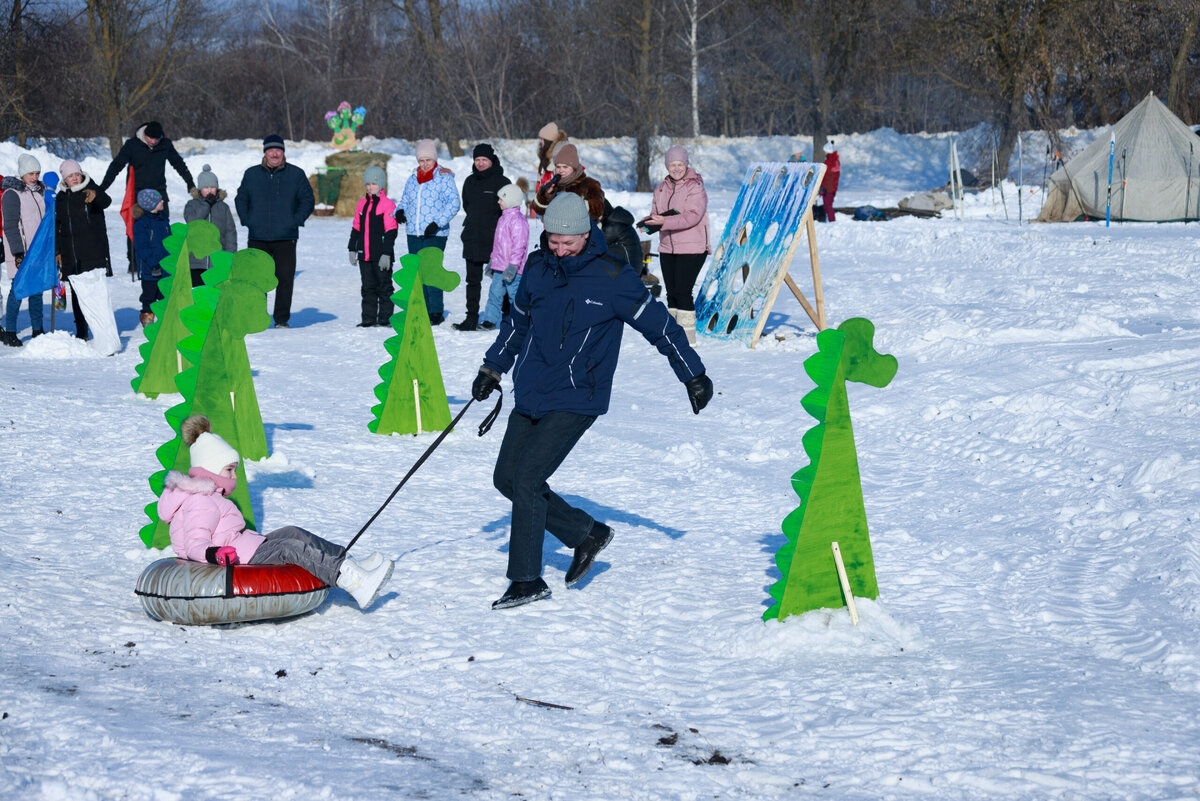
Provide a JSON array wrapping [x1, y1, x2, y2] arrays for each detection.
[[640, 145, 710, 344], [157, 414, 395, 609], [478, 183, 530, 330]]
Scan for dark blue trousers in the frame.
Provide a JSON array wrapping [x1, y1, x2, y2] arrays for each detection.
[[492, 410, 597, 581], [406, 234, 448, 316]]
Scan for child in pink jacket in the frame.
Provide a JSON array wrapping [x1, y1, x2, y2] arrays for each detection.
[[157, 415, 394, 609], [478, 183, 529, 330]]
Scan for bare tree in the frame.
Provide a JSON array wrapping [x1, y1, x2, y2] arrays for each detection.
[[84, 0, 209, 154], [672, 0, 743, 137], [394, 0, 464, 156]]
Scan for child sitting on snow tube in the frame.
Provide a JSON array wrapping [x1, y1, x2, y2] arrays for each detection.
[[158, 414, 394, 609]]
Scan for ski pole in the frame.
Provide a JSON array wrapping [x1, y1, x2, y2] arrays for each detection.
[[343, 389, 503, 555], [1105, 133, 1115, 227]]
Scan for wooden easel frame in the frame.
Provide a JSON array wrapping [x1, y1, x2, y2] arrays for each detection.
[[742, 206, 826, 348]]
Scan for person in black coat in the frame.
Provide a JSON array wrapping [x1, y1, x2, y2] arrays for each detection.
[[453, 143, 508, 331], [99, 121, 194, 213], [55, 160, 112, 339], [99, 120, 194, 276]]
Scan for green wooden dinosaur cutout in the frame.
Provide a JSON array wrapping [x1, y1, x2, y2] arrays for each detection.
[[765, 317, 898, 621], [138, 247, 278, 549], [368, 246, 461, 436], [132, 220, 222, 397]]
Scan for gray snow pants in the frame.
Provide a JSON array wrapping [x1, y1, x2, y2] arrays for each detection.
[[248, 526, 345, 586]]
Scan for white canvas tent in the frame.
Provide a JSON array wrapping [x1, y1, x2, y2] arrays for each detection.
[[1037, 93, 1200, 222]]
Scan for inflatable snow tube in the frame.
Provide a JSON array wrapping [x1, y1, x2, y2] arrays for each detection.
[[135, 558, 330, 625]]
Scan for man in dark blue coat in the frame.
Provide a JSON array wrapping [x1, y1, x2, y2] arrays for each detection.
[[472, 193, 714, 609], [235, 135, 315, 328]]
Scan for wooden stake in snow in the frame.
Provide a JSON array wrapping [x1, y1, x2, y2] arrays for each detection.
[[831, 541, 859, 626], [412, 379, 422, 432]]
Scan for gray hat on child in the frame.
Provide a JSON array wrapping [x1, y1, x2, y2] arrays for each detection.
[[542, 193, 590, 235], [363, 165, 387, 189], [197, 164, 219, 189]]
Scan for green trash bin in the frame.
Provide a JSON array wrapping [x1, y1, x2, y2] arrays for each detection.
[[316, 167, 346, 206]]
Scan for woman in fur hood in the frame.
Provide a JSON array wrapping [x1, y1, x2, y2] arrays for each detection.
[[183, 165, 238, 287], [157, 414, 395, 610]]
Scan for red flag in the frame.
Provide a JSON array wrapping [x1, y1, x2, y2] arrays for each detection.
[[120, 167, 136, 241]]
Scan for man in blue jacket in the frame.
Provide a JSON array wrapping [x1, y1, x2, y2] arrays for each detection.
[[472, 193, 714, 609], [235, 135, 315, 328]]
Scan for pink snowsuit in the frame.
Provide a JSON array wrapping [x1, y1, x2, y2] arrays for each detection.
[[157, 470, 265, 564], [489, 206, 530, 276]]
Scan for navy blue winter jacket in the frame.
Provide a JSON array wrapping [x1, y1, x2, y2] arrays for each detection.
[[234, 161, 315, 242], [483, 226, 705, 418], [132, 206, 171, 281]]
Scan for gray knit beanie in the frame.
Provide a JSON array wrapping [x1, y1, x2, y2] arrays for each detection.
[[17, 153, 41, 178], [543, 193, 590, 235], [197, 164, 219, 189], [363, 165, 387, 189]]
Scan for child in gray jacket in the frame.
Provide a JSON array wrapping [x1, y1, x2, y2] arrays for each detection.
[[183, 164, 238, 287]]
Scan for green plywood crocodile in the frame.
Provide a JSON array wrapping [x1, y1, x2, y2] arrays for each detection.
[[765, 318, 898, 621], [137, 241, 278, 549], [369, 246, 461, 436]]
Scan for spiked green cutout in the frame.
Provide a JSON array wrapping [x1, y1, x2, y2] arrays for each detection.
[[132, 220, 222, 397], [765, 318, 897, 621], [368, 247, 461, 436]]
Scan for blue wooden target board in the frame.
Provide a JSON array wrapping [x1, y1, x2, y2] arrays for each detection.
[[694, 162, 827, 347]]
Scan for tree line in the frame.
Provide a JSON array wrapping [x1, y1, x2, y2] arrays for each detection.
[[3, 0, 1198, 189]]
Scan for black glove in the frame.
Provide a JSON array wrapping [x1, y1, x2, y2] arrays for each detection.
[[423, 222, 439, 238], [684, 372, 713, 414], [472, 366, 501, 401], [394, 208, 407, 224]]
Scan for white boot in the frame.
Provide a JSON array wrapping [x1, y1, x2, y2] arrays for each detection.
[[359, 551, 385, 572], [677, 310, 697, 345], [336, 556, 395, 609], [667, 307, 678, 322]]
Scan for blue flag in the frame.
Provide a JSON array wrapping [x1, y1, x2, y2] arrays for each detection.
[[13, 172, 59, 301]]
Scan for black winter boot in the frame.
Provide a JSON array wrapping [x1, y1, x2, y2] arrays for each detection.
[[492, 577, 551, 609], [452, 315, 478, 331], [0, 330, 22, 348], [565, 523, 614, 587]]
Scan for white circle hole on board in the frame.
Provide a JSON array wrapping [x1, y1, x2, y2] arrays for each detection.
[[732, 263, 749, 293], [737, 220, 753, 246], [704, 279, 719, 302], [771, 167, 788, 192], [764, 221, 779, 245], [750, 295, 765, 319]]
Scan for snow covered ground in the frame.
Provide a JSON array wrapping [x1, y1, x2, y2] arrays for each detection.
[[1, 129, 1198, 800]]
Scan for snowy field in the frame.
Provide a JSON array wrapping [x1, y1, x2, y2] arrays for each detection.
[[1, 129, 1198, 800]]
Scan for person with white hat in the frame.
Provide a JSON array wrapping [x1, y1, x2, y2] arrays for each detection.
[[158, 415, 395, 610], [55, 158, 113, 341], [470, 193, 713, 610], [1, 153, 48, 346]]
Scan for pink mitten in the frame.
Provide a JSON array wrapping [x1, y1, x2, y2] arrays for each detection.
[[214, 546, 238, 566]]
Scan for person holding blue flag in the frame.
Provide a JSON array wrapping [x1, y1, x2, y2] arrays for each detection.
[[1, 154, 49, 347]]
